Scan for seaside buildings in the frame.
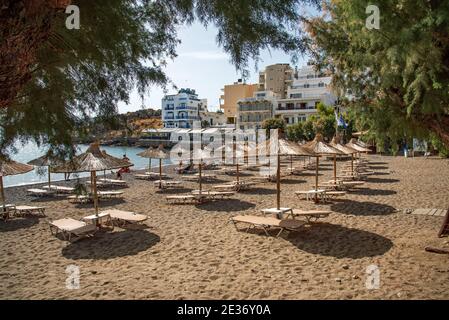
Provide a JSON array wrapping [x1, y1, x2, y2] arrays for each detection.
[[219, 80, 258, 124], [236, 63, 336, 130], [162, 88, 204, 129]]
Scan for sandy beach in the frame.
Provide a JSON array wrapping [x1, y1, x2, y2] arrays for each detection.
[[1, 154, 448, 300]]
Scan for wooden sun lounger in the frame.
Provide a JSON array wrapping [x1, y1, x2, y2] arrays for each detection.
[[290, 209, 331, 222], [101, 209, 148, 227], [27, 188, 54, 197], [68, 195, 91, 203], [135, 173, 167, 180], [98, 178, 128, 186], [49, 218, 97, 242], [42, 185, 75, 194], [1, 204, 16, 220], [166, 195, 200, 204], [98, 190, 124, 199], [153, 180, 183, 189], [191, 190, 234, 200], [14, 205, 46, 217], [229, 215, 305, 237]]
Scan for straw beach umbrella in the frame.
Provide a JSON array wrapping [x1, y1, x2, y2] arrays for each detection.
[[304, 134, 343, 200], [137, 145, 169, 188], [255, 135, 314, 210], [346, 138, 371, 162], [52, 142, 133, 216], [27, 154, 62, 189], [215, 142, 246, 183], [330, 135, 358, 174], [346, 138, 371, 153], [0, 159, 33, 215]]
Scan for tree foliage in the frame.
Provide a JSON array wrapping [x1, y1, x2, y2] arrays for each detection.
[[306, 0, 449, 149], [0, 0, 320, 159], [262, 117, 286, 137]]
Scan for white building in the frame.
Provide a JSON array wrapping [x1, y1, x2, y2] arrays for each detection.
[[274, 65, 336, 125], [162, 88, 205, 129], [235, 64, 336, 129]]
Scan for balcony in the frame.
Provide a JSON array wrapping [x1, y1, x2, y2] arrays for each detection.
[[176, 106, 198, 111], [164, 116, 174, 120], [164, 106, 174, 110], [175, 115, 200, 120]]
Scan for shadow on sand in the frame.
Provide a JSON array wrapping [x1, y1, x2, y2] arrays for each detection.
[[0, 217, 40, 232], [74, 198, 126, 209], [62, 230, 160, 259], [349, 188, 397, 196], [196, 199, 255, 212], [241, 187, 276, 195], [155, 188, 193, 194], [284, 223, 393, 258], [366, 177, 400, 184], [330, 200, 396, 216]]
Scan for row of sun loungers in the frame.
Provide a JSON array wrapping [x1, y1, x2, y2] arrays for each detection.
[[229, 208, 332, 237], [68, 191, 124, 203], [49, 209, 148, 242], [1, 204, 46, 220]]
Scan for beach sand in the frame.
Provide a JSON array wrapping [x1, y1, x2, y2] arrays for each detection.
[[1, 154, 448, 299]]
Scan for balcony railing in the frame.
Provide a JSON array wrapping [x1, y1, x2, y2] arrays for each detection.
[[176, 106, 198, 111], [175, 116, 200, 120], [164, 106, 174, 110]]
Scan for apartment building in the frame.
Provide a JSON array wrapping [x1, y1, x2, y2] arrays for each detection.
[[162, 88, 205, 129], [274, 65, 336, 125], [235, 64, 336, 129], [258, 63, 294, 99], [219, 80, 258, 124], [236, 90, 280, 130]]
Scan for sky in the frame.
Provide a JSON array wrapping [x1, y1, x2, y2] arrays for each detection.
[[117, 22, 310, 114]]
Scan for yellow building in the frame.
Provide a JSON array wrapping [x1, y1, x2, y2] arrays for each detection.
[[219, 81, 258, 124]]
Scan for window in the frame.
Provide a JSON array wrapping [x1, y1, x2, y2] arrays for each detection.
[[209, 136, 214, 142], [304, 84, 310, 88], [290, 93, 302, 99], [318, 82, 325, 87], [178, 136, 183, 141]]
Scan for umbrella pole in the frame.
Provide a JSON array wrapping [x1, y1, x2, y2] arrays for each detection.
[[149, 158, 152, 172], [276, 153, 281, 210], [236, 163, 240, 183], [92, 171, 99, 217], [315, 156, 319, 202], [290, 155, 293, 174], [351, 154, 354, 173], [199, 162, 202, 195], [0, 176, 5, 212], [159, 159, 162, 189], [333, 155, 337, 182], [47, 165, 51, 188]]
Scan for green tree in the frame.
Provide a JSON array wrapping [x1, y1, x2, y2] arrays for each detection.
[[262, 117, 286, 137], [286, 121, 305, 142], [0, 0, 320, 158], [306, 0, 449, 148], [302, 119, 315, 141]]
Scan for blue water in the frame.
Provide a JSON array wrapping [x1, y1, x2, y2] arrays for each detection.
[[3, 142, 171, 188]]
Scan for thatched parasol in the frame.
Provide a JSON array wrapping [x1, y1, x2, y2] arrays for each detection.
[[191, 148, 213, 196], [52, 142, 133, 216], [137, 145, 169, 188], [330, 135, 358, 174], [254, 135, 314, 210], [0, 159, 34, 213], [304, 134, 343, 200], [346, 138, 371, 153], [28, 154, 63, 188], [215, 142, 246, 183]]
